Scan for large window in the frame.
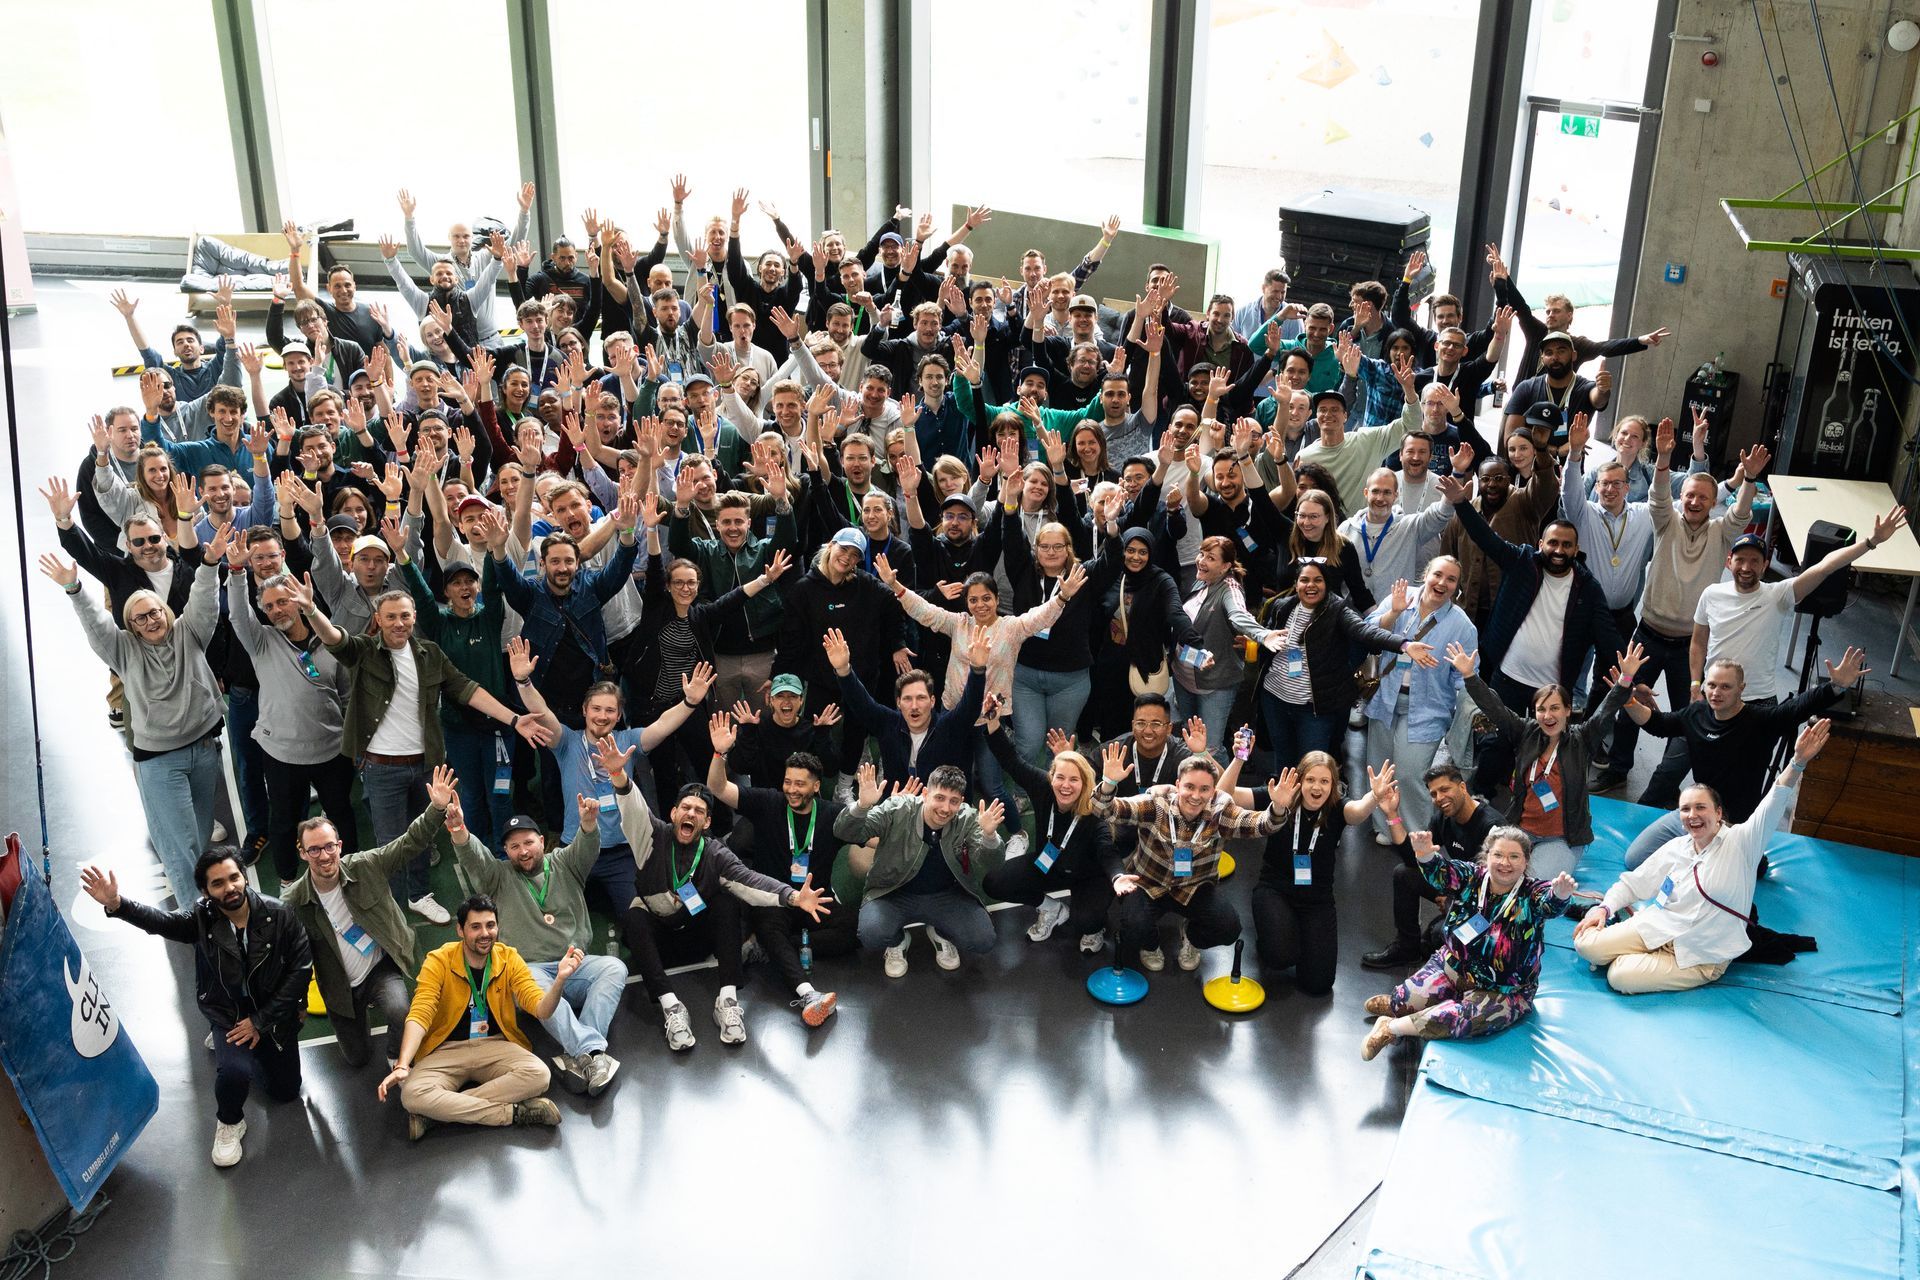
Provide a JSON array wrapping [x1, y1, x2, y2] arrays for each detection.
[[928, 0, 1150, 236], [260, 0, 522, 242], [549, 0, 815, 260], [0, 3, 242, 234], [1193, 0, 1480, 299]]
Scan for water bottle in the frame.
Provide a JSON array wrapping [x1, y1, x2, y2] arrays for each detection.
[[603, 921, 620, 957], [800, 929, 813, 975], [1490, 378, 1507, 408]]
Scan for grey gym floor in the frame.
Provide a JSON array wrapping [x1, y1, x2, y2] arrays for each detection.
[[4, 277, 1913, 1279]]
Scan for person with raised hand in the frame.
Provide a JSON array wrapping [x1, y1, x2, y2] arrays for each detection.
[[1360, 826, 1576, 1060], [1092, 739, 1290, 975], [1574, 720, 1833, 995]]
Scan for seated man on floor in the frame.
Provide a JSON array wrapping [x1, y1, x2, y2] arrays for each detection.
[[377, 894, 581, 1139], [1573, 719, 1830, 995]]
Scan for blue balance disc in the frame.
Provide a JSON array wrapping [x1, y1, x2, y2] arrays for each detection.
[[1087, 965, 1149, 1005]]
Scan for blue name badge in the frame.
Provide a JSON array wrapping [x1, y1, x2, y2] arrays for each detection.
[[1531, 779, 1560, 812], [1395, 651, 1413, 670], [676, 882, 707, 915], [597, 790, 619, 816], [339, 922, 377, 956], [493, 762, 513, 797], [1656, 875, 1675, 908], [1034, 624, 1052, 641], [1173, 846, 1194, 878], [667, 360, 685, 384], [789, 857, 810, 885], [1284, 647, 1306, 678], [468, 1000, 491, 1038], [1237, 525, 1258, 552], [1293, 852, 1313, 886], [1452, 912, 1490, 945], [765, 516, 779, 539], [1035, 842, 1060, 874]]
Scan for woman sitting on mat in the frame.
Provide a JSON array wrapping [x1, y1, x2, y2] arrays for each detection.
[[1361, 826, 1577, 1059]]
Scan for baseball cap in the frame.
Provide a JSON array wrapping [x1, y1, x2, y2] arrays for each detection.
[[1069, 293, 1097, 312], [442, 561, 480, 582], [940, 493, 977, 516], [1309, 389, 1348, 412], [1539, 330, 1576, 351], [878, 231, 904, 246], [407, 360, 441, 378], [1523, 401, 1565, 429], [455, 495, 493, 516], [280, 340, 311, 358], [1016, 363, 1050, 384], [324, 514, 361, 535], [502, 815, 543, 839], [829, 527, 868, 553], [1729, 533, 1767, 557], [348, 535, 391, 560], [770, 673, 807, 698], [684, 372, 715, 389]]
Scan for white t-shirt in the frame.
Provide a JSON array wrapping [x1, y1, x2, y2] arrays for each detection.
[[1504, 570, 1575, 689], [317, 883, 380, 987], [1694, 579, 1796, 701], [908, 729, 930, 769], [365, 641, 427, 755]]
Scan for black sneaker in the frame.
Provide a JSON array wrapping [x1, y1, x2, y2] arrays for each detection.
[[107, 707, 127, 731], [241, 833, 270, 868], [1588, 767, 1630, 794], [1361, 937, 1426, 970]]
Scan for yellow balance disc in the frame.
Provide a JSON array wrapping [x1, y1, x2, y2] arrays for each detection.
[[1203, 939, 1265, 1012], [1218, 851, 1237, 879]]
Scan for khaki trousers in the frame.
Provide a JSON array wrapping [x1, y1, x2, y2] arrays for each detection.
[[400, 1037, 550, 1127], [1574, 921, 1729, 995]]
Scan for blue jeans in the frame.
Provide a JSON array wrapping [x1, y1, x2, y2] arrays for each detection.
[[225, 687, 269, 841], [1625, 810, 1685, 871], [857, 889, 997, 955], [1011, 666, 1092, 765], [133, 735, 221, 904], [526, 954, 627, 1056], [973, 735, 1017, 818], [1260, 691, 1341, 772], [443, 722, 513, 855], [1173, 683, 1240, 762], [361, 759, 433, 902]]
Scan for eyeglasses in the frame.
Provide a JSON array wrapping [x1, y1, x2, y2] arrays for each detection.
[[127, 534, 166, 548], [302, 840, 342, 855], [128, 608, 167, 626], [1036, 541, 1072, 551], [1131, 718, 1169, 729]]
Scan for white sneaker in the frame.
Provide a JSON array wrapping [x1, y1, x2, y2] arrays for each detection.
[[204, 1030, 215, 1051], [211, 1118, 246, 1167], [211, 821, 230, 843], [551, 1053, 588, 1095], [585, 1051, 620, 1097], [926, 926, 961, 970], [408, 894, 452, 925], [661, 1000, 695, 1051], [714, 995, 747, 1045], [883, 937, 910, 978], [1374, 832, 1395, 846], [834, 773, 858, 808], [1027, 895, 1068, 943], [1078, 929, 1106, 955], [1139, 947, 1166, 972], [1005, 831, 1030, 864], [1177, 931, 1203, 971]]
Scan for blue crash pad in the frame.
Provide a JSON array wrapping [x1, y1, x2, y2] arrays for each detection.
[[1416, 943, 1905, 1189], [1363, 1080, 1903, 1280], [1561, 797, 1915, 1015]]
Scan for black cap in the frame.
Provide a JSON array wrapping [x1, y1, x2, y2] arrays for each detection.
[[1016, 364, 1049, 384], [1523, 401, 1565, 429], [442, 561, 480, 581], [502, 815, 543, 838], [1309, 389, 1347, 412], [940, 493, 977, 515], [324, 514, 361, 535]]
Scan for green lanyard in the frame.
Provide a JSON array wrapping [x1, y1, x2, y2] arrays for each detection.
[[465, 951, 493, 1019], [843, 481, 863, 526], [521, 858, 552, 910], [786, 805, 817, 859], [671, 837, 706, 890]]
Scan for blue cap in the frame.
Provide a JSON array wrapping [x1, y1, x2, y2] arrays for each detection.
[[1729, 533, 1766, 557], [830, 527, 868, 553]]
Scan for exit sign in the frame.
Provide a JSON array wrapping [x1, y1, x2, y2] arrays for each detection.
[[1559, 113, 1602, 138]]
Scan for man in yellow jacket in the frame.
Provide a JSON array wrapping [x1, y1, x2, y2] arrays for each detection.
[[376, 893, 584, 1140]]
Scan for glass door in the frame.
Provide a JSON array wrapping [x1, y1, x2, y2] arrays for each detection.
[[1509, 102, 1645, 341]]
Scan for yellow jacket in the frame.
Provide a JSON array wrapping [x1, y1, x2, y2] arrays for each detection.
[[407, 940, 546, 1057]]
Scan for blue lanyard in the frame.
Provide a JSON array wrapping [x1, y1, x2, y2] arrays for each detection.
[[1358, 513, 1394, 564]]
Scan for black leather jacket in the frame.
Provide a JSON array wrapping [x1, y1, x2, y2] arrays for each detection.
[[111, 890, 313, 1048]]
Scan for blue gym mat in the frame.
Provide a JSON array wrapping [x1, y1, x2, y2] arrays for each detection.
[[1562, 797, 1915, 1014], [1362, 1081, 1903, 1280], [1360, 800, 1920, 1278]]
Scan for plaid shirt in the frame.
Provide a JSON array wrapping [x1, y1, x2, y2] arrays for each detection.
[[1095, 783, 1284, 905]]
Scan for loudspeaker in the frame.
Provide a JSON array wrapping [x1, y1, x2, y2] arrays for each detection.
[[1797, 518, 1855, 618]]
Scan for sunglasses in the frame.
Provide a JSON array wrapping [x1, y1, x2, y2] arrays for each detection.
[[127, 534, 166, 548]]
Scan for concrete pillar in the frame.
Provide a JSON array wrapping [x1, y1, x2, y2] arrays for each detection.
[[822, 0, 900, 239]]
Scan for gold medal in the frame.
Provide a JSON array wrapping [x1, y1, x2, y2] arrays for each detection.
[[1610, 555, 1621, 567]]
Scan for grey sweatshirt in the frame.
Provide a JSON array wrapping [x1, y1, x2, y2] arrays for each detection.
[[228, 576, 349, 765], [70, 559, 223, 754]]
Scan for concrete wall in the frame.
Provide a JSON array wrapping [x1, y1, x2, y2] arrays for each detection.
[[1625, 0, 1918, 451], [822, 0, 899, 239]]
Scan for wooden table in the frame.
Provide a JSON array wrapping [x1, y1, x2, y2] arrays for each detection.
[[1794, 687, 1920, 857], [1767, 474, 1920, 676]]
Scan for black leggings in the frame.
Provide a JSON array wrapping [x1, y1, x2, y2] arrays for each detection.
[[1251, 883, 1338, 995], [262, 753, 360, 881], [621, 890, 745, 1001], [746, 901, 860, 992], [984, 855, 1112, 937], [1110, 880, 1240, 969]]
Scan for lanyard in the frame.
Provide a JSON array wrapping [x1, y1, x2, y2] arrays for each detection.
[[843, 480, 863, 526], [1048, 808, 1082, 849], [464, 951, 493, 1014], [1358, 512, 1394, 564], [532, 346, 550, 385], [1293, 806, 1322, 856], [1040, 574, 1062, 605], [1548, 379, 1573, 412], [670, 837, 705, 890], [1166, 796, 1214, 848], [1133, 746, 1169, 787], [1599, 508, 1629, 557], [1529, 739, 1560, 784], [1475, 873, 1522, 922], [786, 804, 817, 859], [521, 858, 552, 910]]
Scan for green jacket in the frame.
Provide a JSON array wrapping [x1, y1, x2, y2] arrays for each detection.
[[667, 504, 798, 649], [281, 802, 442, 1015], [326, 632, 479, 765], [954, 374, 1100, 439], [453, 825, 601, 961], [832, 793, 1006, 904], [402, 558, 507, 732]]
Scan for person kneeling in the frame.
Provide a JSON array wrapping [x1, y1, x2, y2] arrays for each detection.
[[1573, 719, 1829, 995], [1362, 828, 1576, 1059], [834, 762, 1008, 977], [377, 895, 582, 1140]]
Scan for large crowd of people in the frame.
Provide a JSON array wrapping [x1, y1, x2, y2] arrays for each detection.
[[51, 178, 1903, 1168]]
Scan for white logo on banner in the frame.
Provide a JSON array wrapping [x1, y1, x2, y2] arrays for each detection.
[[63, 954, 119, 1059]]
